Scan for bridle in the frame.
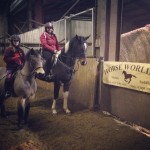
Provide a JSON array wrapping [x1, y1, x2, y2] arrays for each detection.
[[56, 57, 80, 73], [20, 66, 44, 77], [56, 48, 87, 73], [56, 40, 87, 73], [20, 57, 44, 77]]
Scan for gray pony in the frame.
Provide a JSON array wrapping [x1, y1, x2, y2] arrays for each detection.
[[0, 48, 44, 128]]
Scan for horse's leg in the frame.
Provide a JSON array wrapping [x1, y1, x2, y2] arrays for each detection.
[[0, 95, 7, 118], [24, 99, 30, 124], [63, 82, 71, 114], [24, 95, 34, 124], [51, 81, 61, 115], [17, 97, 25, 127]]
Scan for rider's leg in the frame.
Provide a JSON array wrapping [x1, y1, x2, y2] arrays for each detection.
[[42, 50, 54, 80], [4, 70, 12, 97]]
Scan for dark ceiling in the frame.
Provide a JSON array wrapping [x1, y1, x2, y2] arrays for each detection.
[[42, 0, 95, 21], [0, 0, 11, 13], [0, 0, 150, 34], [122, 0, 150, 32]]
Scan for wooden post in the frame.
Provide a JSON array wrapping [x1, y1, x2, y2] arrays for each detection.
[[27, 0, 32, 30], [108, 0, 123, 61], [100, 0, 111, 60]]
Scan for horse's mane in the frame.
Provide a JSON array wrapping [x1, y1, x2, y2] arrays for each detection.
[[25, 50, 31, 60], [61, 35, 87, 54], [69, 35, 85, 45], [25, 48, 41, 60], [61, 37, 77, 54]]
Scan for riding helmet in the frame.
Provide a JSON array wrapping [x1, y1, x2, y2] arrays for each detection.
[[10, 34, 20, 42], [45, 22, 53, 29]]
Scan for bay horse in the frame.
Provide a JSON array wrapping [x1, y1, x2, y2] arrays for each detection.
[[37, 35, 90, 115], [0, 48, 45, 127]]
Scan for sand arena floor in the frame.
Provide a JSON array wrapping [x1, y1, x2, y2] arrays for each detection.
[[0, 57, 150, 150]]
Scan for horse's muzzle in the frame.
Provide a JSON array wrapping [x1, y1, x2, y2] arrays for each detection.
[[35, 67, 45, 74], [80, 58, 87, 65]]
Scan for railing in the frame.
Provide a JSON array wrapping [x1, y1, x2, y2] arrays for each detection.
[[0, 8, 95, 56]]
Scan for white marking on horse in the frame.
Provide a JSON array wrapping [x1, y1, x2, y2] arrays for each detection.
[[63, 91, 71, 114], [52, 99, 57, 114], [65, 41, 70, 53], [84, 42, 87, 50]]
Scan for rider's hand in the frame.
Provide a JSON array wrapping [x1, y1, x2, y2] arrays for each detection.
[[15, 59, 22, 65], [12, 53, 20, 60], [55, 50, 61, 55], [54, 50, 58, 54]]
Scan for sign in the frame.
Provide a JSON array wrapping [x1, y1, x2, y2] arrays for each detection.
[[103, 61, 150, 93]]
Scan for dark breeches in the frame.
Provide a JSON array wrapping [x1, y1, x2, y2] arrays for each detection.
[[42, 50, 53, 74]]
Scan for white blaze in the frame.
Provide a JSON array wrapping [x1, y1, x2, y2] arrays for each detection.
[[84, 43, 87, 50], [65, 41, 70, 53]]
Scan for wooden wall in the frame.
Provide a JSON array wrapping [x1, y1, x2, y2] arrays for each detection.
[[101, 25, 150, 129], [68, 58, 99, 109]]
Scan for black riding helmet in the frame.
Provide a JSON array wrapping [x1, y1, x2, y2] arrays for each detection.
[[10, 34, 20, 42], [10, 34, 20, 47]]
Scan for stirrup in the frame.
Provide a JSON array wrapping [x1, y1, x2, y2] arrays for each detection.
[[5, 91, 11, 98], [45, 74, 54, 80]]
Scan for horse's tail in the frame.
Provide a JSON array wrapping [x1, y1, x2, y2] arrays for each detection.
[[132, 75, 136, 78]]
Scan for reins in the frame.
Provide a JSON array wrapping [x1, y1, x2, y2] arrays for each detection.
[[0, 66, 43, 81], [0, 65, 21, 81], [56, 58, 80, 73], [20, 57, 44, 77], [0, 72, 11, 81], [20, 66, 43, 77], [56, 53, 82, 73]]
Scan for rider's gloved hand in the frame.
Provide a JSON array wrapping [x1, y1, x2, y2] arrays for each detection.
[[54, 50, 58, 54], [53, 50, 61, 65], [14, 58, 22, 65], [54, 50, 61, 55], [13, 53, 20, 58], [16, 60, 23, 69]]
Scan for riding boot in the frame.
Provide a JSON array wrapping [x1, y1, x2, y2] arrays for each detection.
[[4, 79, 12, 98], [45, 70, 54, 80]]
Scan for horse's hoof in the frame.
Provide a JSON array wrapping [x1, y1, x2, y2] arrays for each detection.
[[52, 109, 57, 115], [17, 124, 22, 130], [23, 119, 28, 125], [66, 111, 71, 115], [64, 109, 71, 115], [18, 126, 25, 131], [0, 113, 8, 118]]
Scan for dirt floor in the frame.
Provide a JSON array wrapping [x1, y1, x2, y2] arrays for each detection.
[[0, 82, 150, 150], [0, 58, 150, 150]]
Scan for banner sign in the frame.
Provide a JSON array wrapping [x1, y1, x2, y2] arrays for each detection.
[[103, 61, 150, 93]]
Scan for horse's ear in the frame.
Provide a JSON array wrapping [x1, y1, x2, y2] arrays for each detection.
[[84, 35, 90, 41], [75, 35, 79, 40], [39, 48, 42, 54], [30, 48, 35, 55]]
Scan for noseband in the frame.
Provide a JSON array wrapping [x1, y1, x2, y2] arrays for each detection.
[[20, 58, 44, 77]]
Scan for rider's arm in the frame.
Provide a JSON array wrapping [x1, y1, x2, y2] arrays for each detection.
[[55, 36, 61, 51], [3, 48, 15, 63]]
